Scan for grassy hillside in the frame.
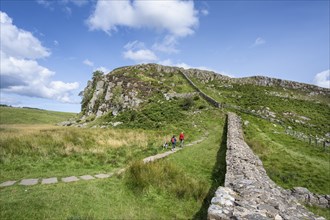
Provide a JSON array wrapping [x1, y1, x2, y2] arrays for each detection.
[[0, 107, 226, 219], [1, 64, 329, 219], [189, 76, 330, 138], [187, 72, 330, 196], [242, 114, 329, 195], [0, 106, 76, 124]]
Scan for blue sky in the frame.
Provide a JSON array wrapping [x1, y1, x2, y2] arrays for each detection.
[[1, 0, 329, 113]]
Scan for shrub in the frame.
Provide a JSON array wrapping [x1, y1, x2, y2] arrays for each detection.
[[180, 97, 194, 110]]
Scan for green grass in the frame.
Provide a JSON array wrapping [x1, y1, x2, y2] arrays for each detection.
[[242, 113, 330, 195], [0, 106, 76, 124], [189, 76, 330, 138], [91, 92, 210, 144], [306, 205, 330, 220], [0, 109, 227, 220], [1, 65, 328, 219], [0, 125, 165, 181], [125, 160, 208, 201]]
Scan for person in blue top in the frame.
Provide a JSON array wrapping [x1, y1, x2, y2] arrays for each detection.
[[171, 135, 177, 151]]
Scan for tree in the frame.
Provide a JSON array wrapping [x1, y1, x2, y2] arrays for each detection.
[[92, 70, 104, 80]]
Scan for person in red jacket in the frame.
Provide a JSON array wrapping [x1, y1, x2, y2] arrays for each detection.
[[179, 132, 184, 148]]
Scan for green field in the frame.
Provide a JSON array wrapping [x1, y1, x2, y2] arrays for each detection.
[[0, 106, 76, 124], [0, 106, 226, 219]]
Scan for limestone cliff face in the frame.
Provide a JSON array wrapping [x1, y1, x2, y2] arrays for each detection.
[[80, 64, 188, 118], [80, 63, 329, 118], [81, 69, 147, 118]]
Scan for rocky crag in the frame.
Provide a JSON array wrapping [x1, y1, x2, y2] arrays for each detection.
[[208, 112, 328, 220], [79, 64, 329, 120]]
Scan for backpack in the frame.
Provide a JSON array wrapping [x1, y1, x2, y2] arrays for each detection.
[[171, 137, 175, 143]]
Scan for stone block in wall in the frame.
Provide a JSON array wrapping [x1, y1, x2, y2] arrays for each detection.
[[208, 187, 236, 220]]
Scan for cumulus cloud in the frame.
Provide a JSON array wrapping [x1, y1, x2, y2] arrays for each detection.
[[0, 12, 50, 59], [123, 50, 158, 63], [83, 59, 94, 67], [0, 11, 79, 103], [123, 41, 158, 63], [94, 66, 110, 74], [313, 70, 330, 88], [86, 0, 198, 37]]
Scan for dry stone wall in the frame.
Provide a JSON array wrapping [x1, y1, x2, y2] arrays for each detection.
[[208, 112, 326, 220], [180, 71, 221, 108]]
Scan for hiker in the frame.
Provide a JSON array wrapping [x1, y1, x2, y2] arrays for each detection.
[[171, 135, 177, 151], [163, 140, 168, 149], [179, 132, 184, 148]]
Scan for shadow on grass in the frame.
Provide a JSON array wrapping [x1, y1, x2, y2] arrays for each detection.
[[193, 115, 228, 220]]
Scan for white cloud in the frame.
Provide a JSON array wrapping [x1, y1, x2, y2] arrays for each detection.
[[313, 70, 330, 88], [0, 96, 21, 106], [124, 40, 145, 51], [83, 59, 94, 67], [123, 40, 158, 63], [123, 49, 158, 63], [0, 11, 79, 103], [86, 0, 198, 37], [0, 11, 50, 59], [94, 66, 110, 74], [251, 37, 266, 47]]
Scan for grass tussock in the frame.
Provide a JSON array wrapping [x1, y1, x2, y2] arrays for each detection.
[[125, 160, 208, 201], [0, 125, 150, 156], [0, 124, 162, 181]]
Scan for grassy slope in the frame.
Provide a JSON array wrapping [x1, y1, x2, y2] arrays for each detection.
[[242, 114, 329, 195], [190, 76, 330, 219], [0, 107, 76, 124], [188, 74, 330, 192], [0, 73, 227, 219], [0, 108, 226, 219], [191, 79, 330, 137]]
